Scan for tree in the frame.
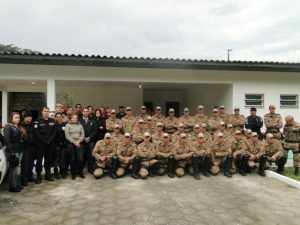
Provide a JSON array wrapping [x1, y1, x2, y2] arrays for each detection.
[[0, 43, 40, 54]]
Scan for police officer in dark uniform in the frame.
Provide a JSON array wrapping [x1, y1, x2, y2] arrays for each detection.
[[34, 106, 57, 183], [245, 107, 263, 140], [54, 112, 67, 179], [79, 107, 97, 174], [20, 111, 36, 186]]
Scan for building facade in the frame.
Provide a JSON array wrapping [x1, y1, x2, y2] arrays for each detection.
[[0, 52, 300, 131]]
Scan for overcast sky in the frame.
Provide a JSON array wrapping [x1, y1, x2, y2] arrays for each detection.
[[1, 0, 300, 62]]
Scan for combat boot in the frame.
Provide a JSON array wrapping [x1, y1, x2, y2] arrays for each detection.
[[36, 172, 42, 184], [295, 167, 299, 176], [54, 167, 60, 179], [131, 157, 141, 179], [149, 161, 163, 177], [258, 155, 267, 177], [166, 156, 175, 178], [110, 155, 119, 179], [239, 154, 249, 176], [191, 154, 200, 180], [203, 155, 212, 177], [223, 155, 233, 178], [276, 156, 287, 175], [45, 169, 54, 181]]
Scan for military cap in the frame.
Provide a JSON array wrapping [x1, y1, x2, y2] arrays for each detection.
[[180, 133, 187, 138], [197, 133, 204, 138], [124, 132, 131, 137], [143, 132, 151, 137], [104, 133, 112, 138], [251, 132, 258, 137]]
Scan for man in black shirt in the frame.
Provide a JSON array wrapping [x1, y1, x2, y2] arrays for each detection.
[[245, 107, 263, 140], [116, 106, 126, 119], [79, 108, 97, 174], [34, 107, 57, 183]]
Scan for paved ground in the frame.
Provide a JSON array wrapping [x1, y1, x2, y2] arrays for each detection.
[[0, 171, 299, 225]]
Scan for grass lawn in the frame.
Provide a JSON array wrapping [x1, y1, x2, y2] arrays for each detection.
[[284, 167, 300, 181]]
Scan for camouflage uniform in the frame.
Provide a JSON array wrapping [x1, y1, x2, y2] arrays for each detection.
[[264, 113, 283, 139]]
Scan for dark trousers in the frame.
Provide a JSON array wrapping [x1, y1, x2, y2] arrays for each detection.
[[69, 143, 84, 174], [59, 145, 72, 174], [82, 141, 95, 171], [21, 144, 36, 181], [36, 142, 55, 172]]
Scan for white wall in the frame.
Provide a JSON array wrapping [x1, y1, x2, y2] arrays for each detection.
[[185, 84, 233, 115], [56, 85, 143, 112]]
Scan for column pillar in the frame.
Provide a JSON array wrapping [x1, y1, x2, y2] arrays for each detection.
[[1, 91, 8, 126], [47, 78, 56, 112]]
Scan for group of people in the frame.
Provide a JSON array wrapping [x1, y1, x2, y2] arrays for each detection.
[[2, 103, 300, 193]]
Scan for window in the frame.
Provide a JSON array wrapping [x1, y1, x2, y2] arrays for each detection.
[[245, 94, 264, 107], [280, 95, 298, 108]]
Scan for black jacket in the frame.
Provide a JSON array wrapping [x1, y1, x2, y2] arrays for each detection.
[[34, 117, 57, 145], [3, 124, 23, 153], [79, 117, 97, 141], [95, 118, 107, 141], [55, 122, 67, 146], [245, 116, 263, 134], [21, 121, 36, 145]]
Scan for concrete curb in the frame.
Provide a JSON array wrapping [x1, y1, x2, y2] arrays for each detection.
[[265, 170, 300, 189]]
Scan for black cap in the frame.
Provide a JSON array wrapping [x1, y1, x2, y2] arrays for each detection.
[[250, 107, 257, 112], [23, 111, 33, 118]]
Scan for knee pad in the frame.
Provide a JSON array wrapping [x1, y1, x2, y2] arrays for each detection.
[[157, 168, 165, 175], [248, 161, 256, 168], [210, 165, 220, 175], [93, 168, 104, 178], [116, 167, 125, 177], [175, 167, 185, 177], [139, 167, 148, 178]]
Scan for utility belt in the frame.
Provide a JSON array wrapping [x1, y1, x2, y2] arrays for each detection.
[[266, 128, 279, 133]]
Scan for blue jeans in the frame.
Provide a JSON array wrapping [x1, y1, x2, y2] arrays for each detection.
[[8, 152, 23, 189]]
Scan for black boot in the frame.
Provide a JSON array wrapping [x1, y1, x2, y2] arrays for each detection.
[[36, 172, 42, 184], [131, 157, 141, 179], [166, 156, 175, 178], [45, 169, 54, 181], [191, 154, 200, 180], [203, 155, 212, 177], [295, 167, 299, 176], [277, 156, 287, 175], [54, 167, 60, 179], [224, 155, 233, 178], [258, 155, 267, 177], [149, 161, 163, 177], [21, 178, 28, 187], [239, 154, 249, 176], [110, 155, 119, 179]]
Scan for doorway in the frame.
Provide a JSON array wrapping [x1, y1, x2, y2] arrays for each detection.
[[165, 101, 180, 117]]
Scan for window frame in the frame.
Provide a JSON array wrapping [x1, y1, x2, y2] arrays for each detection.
[[280, 94, 299, 108], [244, 94, 264, 108]]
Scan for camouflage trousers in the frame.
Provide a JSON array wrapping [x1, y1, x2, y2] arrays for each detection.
[[282, 142, 300, 167]]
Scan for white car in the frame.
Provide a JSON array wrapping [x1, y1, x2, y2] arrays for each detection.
[[0, 145, 8, 184]]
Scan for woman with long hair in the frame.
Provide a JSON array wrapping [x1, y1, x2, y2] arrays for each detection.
[[94, 108, 107, 141], [3, 112, 24, 192]]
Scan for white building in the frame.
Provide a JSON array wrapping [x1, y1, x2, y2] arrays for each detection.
[[1, 52, 300, 131]]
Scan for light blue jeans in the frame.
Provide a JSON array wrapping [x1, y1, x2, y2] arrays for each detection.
[[8, 152, 23, 189]]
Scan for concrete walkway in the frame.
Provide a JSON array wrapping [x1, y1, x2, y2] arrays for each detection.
[[0, 172, 299, 225]]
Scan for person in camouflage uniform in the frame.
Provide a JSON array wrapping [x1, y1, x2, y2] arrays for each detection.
[[283, 115, 300, 175]]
